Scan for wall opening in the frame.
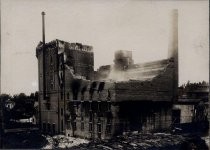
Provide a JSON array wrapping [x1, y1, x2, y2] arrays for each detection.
[[71, 79, 82, 100], [89, 82, 97, 99]]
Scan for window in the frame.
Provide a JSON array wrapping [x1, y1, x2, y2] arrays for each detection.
[[61, 92, 63, 100], [52, 123, 56, 134], [81, 122, 84, 131], [89, 123, 93, 132], [73, 121, 77, 131], [98, 102, 101, 112], [67, 93, 70, 99], [106, 124, 111, 134], [47, 123, 51, 133], [98, 82, 105, 93], [81, 86, 87, 100], [107, 117, 112, 124], [97, 123, 101, 133], [98, 132, 101, 139], [61, 108, 63, 116], [50, 55, 53, 65], [89, 82, 97, 99], [107, 102, 111, 112], [51, 82, 54, 89], [61, 120, 64, 131], [89, 113, 93, 122], [89, 102, 92, 112], [81, 116, 84, 121], [43, 123, 46, 133], [81, 102, 84, 113], [74, 104, 78, 113], [106, 117, 112, 135], [67, 121, 71, 129]]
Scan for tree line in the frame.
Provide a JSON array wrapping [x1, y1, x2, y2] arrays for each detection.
[[0, 92, 38, 122]]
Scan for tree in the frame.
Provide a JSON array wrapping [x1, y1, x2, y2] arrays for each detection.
[[0, 94, 12, 122], [10, 93, 35, 119], [0, 94, 12, 102]]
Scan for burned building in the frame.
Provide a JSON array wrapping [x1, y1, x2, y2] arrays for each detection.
[[36, 10, 179, 139]]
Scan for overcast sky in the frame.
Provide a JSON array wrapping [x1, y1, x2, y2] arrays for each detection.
[[1, 0, 209, 95]]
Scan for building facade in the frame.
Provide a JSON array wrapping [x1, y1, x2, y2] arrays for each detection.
[[36, 10, 179, 139]]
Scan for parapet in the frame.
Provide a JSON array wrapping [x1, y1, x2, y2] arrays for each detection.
[[57, 39, 93, 52], [36, 39, 93, 57]]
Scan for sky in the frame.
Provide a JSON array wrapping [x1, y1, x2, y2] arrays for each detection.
[[1, 0, 209, 95]]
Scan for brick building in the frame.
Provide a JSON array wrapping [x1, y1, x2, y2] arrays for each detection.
[[36, 10, 179, 139]]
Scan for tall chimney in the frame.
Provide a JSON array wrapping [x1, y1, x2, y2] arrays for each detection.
[[42, 11, 46, 99], [168, 9, 178, 59], [168, 9, 178, 101]]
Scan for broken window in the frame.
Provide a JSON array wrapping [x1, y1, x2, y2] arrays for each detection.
[[73, 121, 77, 131], [81, 116, 84, 121], [98, 82, 105, 93], [89, 122, 93, 132], [106, 115, 112, 135], [73, 103, 78, 114], [81, 86, 87, 100], [50, 74, 54, 90], [43, 123, 46, 133], [61, 120, 64, 131], [106, 124, 111, 135], [81, 102, 84, 113], [81, 122, 84, 131], [52, 123, 55, 134], [67, 121, 71, 129], [60, 91, 63, 100], [97, 123, 102, 139], [89, 82, 97, 99], [47, 123, 51, 133], [81, 116, 84, 131], [58, 71, 64, 88], [51, 82, 54, 90], [50, 55, 53, 66], [46, 101, 51, 110], [107, 90, 111, 100], [89, 102, 92, 112], [67, 92, 70, 99], [107, 102, 111, 112], [71, 80, 81, 100], [61, 108, 63, 116], [98, 102, 101, 112], [89, 113, 93, 122], [97, 122, 101, 133], [172, 109, 181, 124]]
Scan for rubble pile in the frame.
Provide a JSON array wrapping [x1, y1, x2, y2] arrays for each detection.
[[42, 135, 89, 149], [67, 133, 208, 150]]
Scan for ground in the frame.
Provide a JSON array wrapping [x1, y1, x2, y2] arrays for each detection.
[[1, 131, 208, 149]]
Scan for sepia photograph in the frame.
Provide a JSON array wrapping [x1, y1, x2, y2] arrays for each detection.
[[0, 0, 209, 149]]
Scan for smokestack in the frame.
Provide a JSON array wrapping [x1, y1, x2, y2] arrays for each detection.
[[168, 9, 178, 59], [168, 9, 178, 101], [42, 11, 46, 99], [42, 12, 46, 45]]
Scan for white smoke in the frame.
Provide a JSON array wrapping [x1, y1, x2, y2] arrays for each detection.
[[107, 65, 128, 82]]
